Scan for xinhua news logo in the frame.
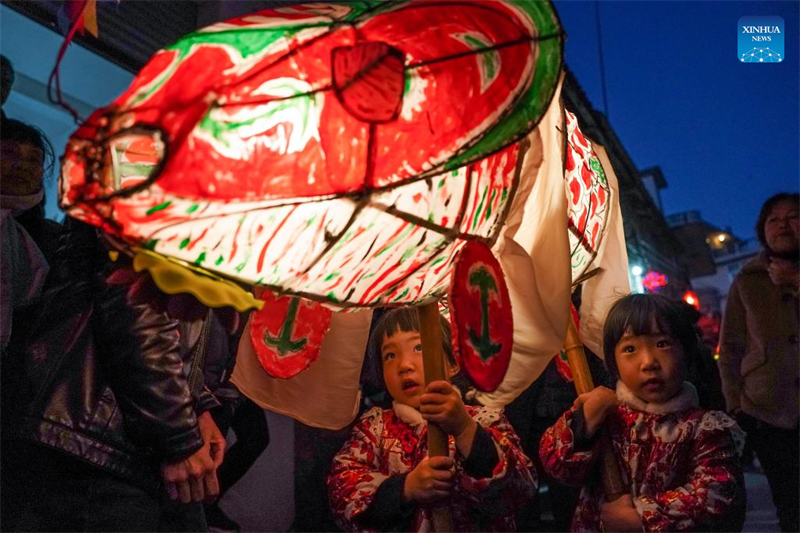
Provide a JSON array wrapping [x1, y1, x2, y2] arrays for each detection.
[[738, 16, 784, 63]]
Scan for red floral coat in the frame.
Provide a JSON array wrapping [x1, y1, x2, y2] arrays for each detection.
[[540, 383, 746, 532], [328, 404, 536, 532]]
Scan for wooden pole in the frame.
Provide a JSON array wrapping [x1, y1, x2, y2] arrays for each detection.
[[563, 318, 627, 501], [417, 302, 453, 532]]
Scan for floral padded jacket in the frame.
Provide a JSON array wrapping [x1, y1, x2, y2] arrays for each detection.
[[540, 382, 746, 532], [328, 404, 537, 532]]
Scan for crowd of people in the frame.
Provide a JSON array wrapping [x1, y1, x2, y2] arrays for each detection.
[[1, 52, 798, 532]]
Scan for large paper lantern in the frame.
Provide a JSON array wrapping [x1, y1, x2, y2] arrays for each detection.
[[59, 0, 563, 309]]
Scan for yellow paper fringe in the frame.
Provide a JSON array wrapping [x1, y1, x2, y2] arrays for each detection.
[[132, 249, 263, 312]]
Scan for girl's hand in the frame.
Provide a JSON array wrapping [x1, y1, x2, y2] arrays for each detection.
[[420, 381, 478, 456], [573, 386, 618, 436], [420, 381, 474, 437], [600, 494, 642, 532], [403, 456, 455, 504]]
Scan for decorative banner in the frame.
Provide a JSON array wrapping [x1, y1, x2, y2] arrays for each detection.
[[564, 109, 611, 283], [250, 290, 332, 379], [448, 240, 513, 392], [59, 0, 564, 309], [232, 307, 373, 430]]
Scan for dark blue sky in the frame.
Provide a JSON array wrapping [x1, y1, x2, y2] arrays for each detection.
[[553, 0, 799, 239]]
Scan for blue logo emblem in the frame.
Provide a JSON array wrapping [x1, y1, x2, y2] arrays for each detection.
[[738, 16, 784, 63]]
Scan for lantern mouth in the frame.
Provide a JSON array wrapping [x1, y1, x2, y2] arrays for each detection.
[[79, 124, 169, 202]]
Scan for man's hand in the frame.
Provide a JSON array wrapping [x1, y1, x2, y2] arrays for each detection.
[[420, 381, 478, 455], [768, 258, 800, 289], [160, 412, 225, 504], [403, 456, 455, 504], [573, 386, 618, 436], [600, 494, 642, 532], [198, 411, 226, 469]]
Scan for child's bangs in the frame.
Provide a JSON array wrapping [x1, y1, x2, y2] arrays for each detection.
[[375, 308, 421, 343], [621, 298, 676, 339]]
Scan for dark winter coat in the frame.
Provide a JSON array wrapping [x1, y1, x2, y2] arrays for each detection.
[[1, 231, 203, 485]]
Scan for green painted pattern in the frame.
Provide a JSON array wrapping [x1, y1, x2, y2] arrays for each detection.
[[198, 87, 318, 148], [166, 25, 311, 61], [179, 238, 191, 249], [235, 251, 250, 273], [472, 186, 488, 230], [400, 245, 417, 263], [195, 252, 207, 265], [461, 34, 498, 86], [485, 189, 497, 221], [375, 224, 414, 257], [393, 287, 411, 301], [133, 22, 318, 106], [329, 229, 354, 255], [146, 201, 172, 215], [145, 239, 159, 251], [590, 157, 607, 185], [216, 255, 225, 266], [445, 0, 562, 170], [187, 204, 200, 213]]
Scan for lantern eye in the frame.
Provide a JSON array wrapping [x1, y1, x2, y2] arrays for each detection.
[[100, 126, 167, 195], [332, 41, 405, 123]]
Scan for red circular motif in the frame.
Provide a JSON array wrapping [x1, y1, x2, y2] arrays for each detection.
[[250, 290, 332, 379], [448, 241, 513, 392]]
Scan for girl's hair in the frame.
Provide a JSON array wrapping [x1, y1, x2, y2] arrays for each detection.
[[756, 192, 800, 250], [1, 117, 56, 180], [602, 294, 700, 380], [366, 307, 456, 394]]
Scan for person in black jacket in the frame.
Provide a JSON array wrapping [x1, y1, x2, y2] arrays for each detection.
[[0, 219, 224, 532]]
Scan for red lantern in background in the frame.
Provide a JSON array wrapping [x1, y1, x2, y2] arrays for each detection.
[[642, 270, 668, 292], [683, 290, 700, 311]]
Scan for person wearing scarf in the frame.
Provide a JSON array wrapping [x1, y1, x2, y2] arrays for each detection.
[[719, 192, 800, 532]]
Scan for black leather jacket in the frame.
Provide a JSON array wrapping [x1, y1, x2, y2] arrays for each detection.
[[1, 255, 204, 485]]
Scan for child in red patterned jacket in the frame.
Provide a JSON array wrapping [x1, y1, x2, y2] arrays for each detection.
[[328, 307, 536, 532], [540, 294, 746, 532]]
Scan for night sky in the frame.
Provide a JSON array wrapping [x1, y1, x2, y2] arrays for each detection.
[[553, 0, 799, 240]]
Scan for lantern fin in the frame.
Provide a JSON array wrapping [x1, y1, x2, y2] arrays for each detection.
[[132, 249, 263, 312]]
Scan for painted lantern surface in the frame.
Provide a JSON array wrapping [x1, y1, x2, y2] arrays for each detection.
[[564, 109, 611, 283], [449, 240, 513, 392], [59, 0, 563, 308]]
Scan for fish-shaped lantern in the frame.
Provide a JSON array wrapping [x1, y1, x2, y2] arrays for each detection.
[[59, 0, 563, 310]]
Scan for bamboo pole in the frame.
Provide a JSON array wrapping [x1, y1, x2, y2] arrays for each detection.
[[417, 302, 453, 532], [563, 318, 627, 501]]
